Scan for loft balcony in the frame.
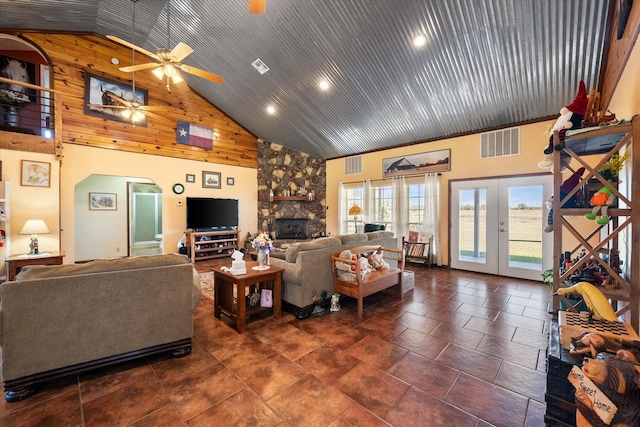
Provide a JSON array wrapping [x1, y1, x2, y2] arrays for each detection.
[[0, 76, 62, 158]]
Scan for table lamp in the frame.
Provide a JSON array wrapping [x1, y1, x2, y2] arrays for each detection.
[[348, 204, 362, 233], [19, 219, 50, 255]]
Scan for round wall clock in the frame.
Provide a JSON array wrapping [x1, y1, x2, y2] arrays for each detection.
[[172, 183, 185, 194]]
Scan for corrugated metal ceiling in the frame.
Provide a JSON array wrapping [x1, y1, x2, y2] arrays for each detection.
[[0, 0, 611, 159]]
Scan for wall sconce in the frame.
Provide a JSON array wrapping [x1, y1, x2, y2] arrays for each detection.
[[19, 219, 51, 255]]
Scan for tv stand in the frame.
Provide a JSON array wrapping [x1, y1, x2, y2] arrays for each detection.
[[185, 230, 239, 263]]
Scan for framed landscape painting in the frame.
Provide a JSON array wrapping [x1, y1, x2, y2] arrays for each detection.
[[383, 148, 450, 177], [202, 171, 221, 189], [89, 192, 117, 210]]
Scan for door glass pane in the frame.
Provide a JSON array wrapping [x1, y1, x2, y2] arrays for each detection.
[[458, 188, 486, 263], [507, 185, 543, 269]]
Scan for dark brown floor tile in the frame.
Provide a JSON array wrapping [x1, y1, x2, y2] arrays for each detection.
[[508, 295, 549, 310], [525, 399, 546, 427], [435, 344, 502, 383], [252, 319, 300, 342], [188, 388, 282, 426], [445, 373, 528, 426], [289, 314, 335, 335], [387, 352, 459, 398], [447, 292, 488, 307], [333, 363, 410, 419], [482, 298, 526, 315], [463, 316, 516, 340], [0, 376, 78, 418], [79, 360, 157, 404], [429, 322, 485, 349], [212, 336, 275, 370], [0, 388, 82, 426], [83, 375, 169, 426], [268, 375, 352, 425], [355, 316, 408, 341], [455, 302, 500, 320], [386, 386, 478, 427], [396, 311, 441, 334], [425, 307, 472, 326], [495, 311, 545, 333], [522, 306, 551, 320], [328, 402, 391, 427], [312, 321, 368, 349], [391, 328, 449, 360], [151, 340, 222, 387], [346, 335, 408, 371], [129, 404, 184, 427], [512, 327, 550, 351], [396, 299, 431, 316], [494, 361, 546, 403], [297, 345, 361, 384], [269, 327, 324, 361], [234, 353, 307, 399], [476, 335, 539, 370], [164, 363, 245, 420], [494, 287, 532, 298]]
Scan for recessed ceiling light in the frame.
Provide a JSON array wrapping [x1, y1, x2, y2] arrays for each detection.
[[266, 105, 276, 114], [413, 34, 427, 48], [111, 57, 120, 65], [319, 80, 330, 91]]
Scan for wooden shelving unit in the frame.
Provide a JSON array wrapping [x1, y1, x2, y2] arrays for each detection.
[[551, 118, 639, 331], [402, 236, 431, 267], [185, 229, 239, 263]]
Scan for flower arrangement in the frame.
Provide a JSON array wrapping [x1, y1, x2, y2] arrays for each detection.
[[251, 233, 274, 252], [0, 89, 30, 109], [599, 151, 630, 180]]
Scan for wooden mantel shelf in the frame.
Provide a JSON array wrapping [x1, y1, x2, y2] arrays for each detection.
[[272, 196, 310, 202]]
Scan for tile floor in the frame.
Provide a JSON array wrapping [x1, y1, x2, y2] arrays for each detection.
[[0, 261, 551, 426]]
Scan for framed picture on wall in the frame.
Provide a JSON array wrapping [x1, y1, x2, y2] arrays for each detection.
[[186, 173, 196, 183], [0, 54, 37, 103], [21, 160, 50, 187], [382, 148, 451, 177], [202, 171, 221, 189], [83, 72, 148, 126], [89, 192, 117, 210]]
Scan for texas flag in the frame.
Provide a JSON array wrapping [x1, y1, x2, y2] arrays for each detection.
[[176, 120, 213, 150]]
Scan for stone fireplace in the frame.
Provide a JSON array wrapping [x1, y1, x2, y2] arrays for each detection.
[[276, 218, 308, 239]]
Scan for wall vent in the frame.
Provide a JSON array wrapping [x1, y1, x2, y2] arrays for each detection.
[[344, 155, 362, 175], [481, 127, 520, 158]]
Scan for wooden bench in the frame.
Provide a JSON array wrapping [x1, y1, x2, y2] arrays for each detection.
[[331, 245, 404, 318]]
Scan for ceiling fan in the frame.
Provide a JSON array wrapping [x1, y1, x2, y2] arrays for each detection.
[[89, 0, 163, 125], [107, 0, 224, 92]]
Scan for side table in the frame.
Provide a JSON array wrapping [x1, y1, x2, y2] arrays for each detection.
[[213, 261, 283, 333], [5, 250, 65, 281]]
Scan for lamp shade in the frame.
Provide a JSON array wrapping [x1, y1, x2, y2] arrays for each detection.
[[19, 219, 51, 235], [348, 204, 362, 216]]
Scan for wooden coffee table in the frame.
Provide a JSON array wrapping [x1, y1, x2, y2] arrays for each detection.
[[213, 261, 283, 333]]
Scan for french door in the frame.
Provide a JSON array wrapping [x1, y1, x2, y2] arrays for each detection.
[[450, 175, 553, 281]]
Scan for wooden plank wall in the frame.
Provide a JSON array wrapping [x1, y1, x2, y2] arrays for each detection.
[[19, 32, 258, 169]]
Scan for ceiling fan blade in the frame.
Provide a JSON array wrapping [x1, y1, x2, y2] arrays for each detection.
[[106, 35, 160, 61], [140, 105, 164, 111], [249, 0, 266, 14], [119, 62, 161, 73], [105, 92, 132, 106], [143, 110, 165, 120], [169, 42, 194, 62], [179, 64, 224, 84]]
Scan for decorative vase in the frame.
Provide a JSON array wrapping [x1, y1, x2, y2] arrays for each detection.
[[257, 249, 267, 268], [4, 106, 19, 127]]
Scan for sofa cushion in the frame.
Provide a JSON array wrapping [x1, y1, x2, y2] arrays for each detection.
[[367, 230, 395, 241], [14, 253, 190, 280], [336, 233, 368, 245], [284, 237, 342, 263]]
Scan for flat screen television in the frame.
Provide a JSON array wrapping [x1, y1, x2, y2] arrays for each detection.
[[186, 197, 239, 231]]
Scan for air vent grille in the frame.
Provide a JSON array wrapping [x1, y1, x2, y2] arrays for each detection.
[[481, 127, 520, 158], [251, 58, 270, 74], [345, 156, 362, 175]]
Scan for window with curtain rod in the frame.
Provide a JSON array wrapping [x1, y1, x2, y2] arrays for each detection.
[[341, 173, 441, 186]]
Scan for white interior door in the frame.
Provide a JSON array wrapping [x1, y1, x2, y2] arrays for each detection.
[[451, 175, 553, 281]]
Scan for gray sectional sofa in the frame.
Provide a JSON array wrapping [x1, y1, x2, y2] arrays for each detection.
[[0, 253, 201, 402], [269, 231, 398, 318]]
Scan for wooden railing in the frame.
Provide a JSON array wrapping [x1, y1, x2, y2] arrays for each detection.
[[0, 76, 62, 159]]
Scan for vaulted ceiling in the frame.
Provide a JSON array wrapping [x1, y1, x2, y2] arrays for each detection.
[[0, 0, 621, 159]]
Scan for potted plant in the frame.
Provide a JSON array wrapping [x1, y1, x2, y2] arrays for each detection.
[[598, 151, 630, 181], [542, 269, 588, 312]]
